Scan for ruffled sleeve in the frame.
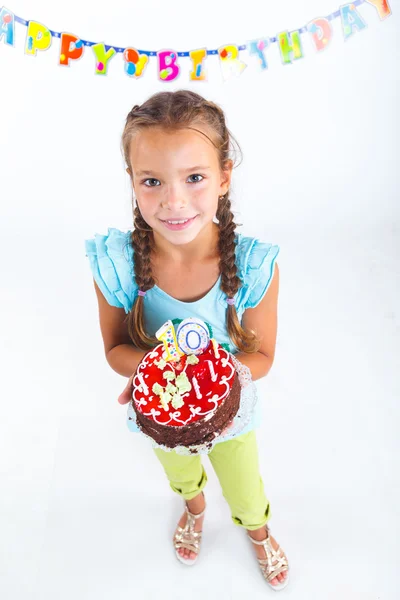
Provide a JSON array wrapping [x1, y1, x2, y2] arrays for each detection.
[[84, 227, 136, 314], [235, 234, 280, 310]]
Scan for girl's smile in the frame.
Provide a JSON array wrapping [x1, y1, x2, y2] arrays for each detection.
[[160, 215, 199, 231]]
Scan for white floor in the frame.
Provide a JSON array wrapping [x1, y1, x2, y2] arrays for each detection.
[[1, 223, 399, 599]]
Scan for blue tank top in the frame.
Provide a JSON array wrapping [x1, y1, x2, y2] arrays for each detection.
[[85, 227, 280, 443]]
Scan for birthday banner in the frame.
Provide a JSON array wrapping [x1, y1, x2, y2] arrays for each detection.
[[0, 1, 392, 81]]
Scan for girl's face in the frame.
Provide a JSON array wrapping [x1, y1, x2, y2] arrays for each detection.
[[128, 126, 232, 247]]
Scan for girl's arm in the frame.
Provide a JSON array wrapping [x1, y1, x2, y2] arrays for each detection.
[[93, 278, 147, 377], [92, 278, 147, 404], [235, 262, 279, 382], [106, 343, 147, 378], [107, 344, 148, 405]]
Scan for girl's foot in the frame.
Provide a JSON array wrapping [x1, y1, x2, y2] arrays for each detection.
[[248, 526, 289, 588], [175, 492, 206, 562]]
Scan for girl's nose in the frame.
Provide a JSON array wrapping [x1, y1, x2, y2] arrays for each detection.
[[161, 187, 187, 210]]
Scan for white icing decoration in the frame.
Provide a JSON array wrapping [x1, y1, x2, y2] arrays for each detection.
[[168, 411, 187, 425], [138, 372, 149, 395]]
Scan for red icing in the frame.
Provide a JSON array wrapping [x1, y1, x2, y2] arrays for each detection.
[[132, 342, 235, 427]]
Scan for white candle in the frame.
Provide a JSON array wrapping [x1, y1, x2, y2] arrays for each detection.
[[211, 338, 220, 358], [206, 360, 217, 382], [192, 376, 202, 399]]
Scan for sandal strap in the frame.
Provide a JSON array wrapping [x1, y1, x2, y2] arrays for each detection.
[[248, 528, 289, 583], [174, 538, 202, 553], [173, 499, 205, 555], [174, 527, 202, 553], [186, 505, 206, 519], [184, 495, 206, 520], [258, 561, 288, 583]]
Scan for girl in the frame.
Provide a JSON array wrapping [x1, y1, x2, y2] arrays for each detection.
[[85, 90, 289, 591]]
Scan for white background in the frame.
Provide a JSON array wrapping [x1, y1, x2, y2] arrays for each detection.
[[0, 1, 399, 598]]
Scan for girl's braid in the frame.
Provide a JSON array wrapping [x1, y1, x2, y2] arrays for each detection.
[[130, 206, 155, 292], [216, 193, 261, 353], [126, 206, 158, 348], [216, 194, 241, 298]]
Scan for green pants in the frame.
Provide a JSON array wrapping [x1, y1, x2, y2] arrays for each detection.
[[153, 430, 271, 531]]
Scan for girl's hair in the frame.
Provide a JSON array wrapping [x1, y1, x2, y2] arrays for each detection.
[[121, 90, 261, 354]]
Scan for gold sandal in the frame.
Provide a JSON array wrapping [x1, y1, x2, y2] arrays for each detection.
[[248, 525, 290, 591], [173, 495, 206, 566]]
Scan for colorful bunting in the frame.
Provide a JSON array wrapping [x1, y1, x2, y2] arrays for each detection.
[[0, 1, 392, 82]]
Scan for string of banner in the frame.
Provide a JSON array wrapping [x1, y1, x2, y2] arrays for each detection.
[[0, 1, 392, 81]]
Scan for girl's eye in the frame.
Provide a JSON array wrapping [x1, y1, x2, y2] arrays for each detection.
[[188, 174, 204, 183], [142, 174, 204, 186], [143, 178, 160, 187]]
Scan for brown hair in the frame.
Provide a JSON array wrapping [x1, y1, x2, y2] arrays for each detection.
[[121, 90, 260, 353]]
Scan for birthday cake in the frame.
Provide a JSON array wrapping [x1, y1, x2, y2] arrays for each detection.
[[129, 318, 241, 449]]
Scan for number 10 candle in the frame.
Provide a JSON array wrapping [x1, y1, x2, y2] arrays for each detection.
[[155, 320, 184, 361], [155, 317, 211, 360]]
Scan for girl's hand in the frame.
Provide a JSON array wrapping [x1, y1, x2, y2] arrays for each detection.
[[118, 373, 135, 405]]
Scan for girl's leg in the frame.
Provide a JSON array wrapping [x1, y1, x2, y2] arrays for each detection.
[[153, 446, 207, 500], [208, 429, 270, 530], [208, 430, 288, 586], [153, 447, 207, 561]]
